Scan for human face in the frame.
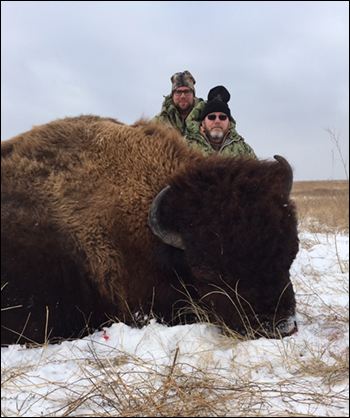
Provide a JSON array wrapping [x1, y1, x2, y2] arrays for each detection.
[[172, 88, 195, 115], [202, 112, 230, 147]]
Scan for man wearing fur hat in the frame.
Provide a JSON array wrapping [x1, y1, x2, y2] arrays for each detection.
[[184, 86, 257, 158], [151, 70, 203, 136]]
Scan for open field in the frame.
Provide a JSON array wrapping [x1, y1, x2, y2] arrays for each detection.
[[292, 180, 349, 234]]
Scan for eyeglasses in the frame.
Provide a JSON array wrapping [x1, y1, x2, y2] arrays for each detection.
[[173, 89, 193, 97], [207, 114, 228, 121]]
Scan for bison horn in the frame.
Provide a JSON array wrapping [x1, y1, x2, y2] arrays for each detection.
[[148, 186, 185, 250], [273, 155, 293, 198]]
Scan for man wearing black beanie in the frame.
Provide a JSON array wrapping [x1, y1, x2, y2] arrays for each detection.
[[184, 86, 256, 157]]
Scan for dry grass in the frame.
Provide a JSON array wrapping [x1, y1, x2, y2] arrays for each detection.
[[2, 326, 348, 417], [291, 180, 349, 234], [1, 180, 349, 417]]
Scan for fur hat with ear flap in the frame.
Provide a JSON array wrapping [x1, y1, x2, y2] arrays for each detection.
[[171, 70, 196, 94], [201, 85, 232, 120]]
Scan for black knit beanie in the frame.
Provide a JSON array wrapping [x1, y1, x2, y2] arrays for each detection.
[[201, 85, 231, 120]]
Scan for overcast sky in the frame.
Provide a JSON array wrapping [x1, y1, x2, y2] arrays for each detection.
[[1, 1, 349, 181]]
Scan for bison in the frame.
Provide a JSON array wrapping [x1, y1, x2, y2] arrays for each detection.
[[1, 115, 299, 345]]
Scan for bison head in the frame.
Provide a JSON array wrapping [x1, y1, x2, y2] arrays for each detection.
[[149, 155, 299, 338]]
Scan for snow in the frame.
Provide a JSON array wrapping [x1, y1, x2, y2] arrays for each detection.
[[1, 232, 349, 417]]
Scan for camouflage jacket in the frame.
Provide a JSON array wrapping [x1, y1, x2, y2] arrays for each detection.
[[151, 94, 204, 136], [184, 101, 257, 158]]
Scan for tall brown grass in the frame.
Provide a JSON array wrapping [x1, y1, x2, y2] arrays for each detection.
[[292, 180, 349, 234]]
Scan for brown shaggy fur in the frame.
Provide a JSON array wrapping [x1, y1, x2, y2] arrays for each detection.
[[1, 115, 299, 345]]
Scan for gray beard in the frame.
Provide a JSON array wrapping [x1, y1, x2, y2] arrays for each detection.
[[207, 129, 225, 142]]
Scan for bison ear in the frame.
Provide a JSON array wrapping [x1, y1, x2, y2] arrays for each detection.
[[273, 155, 293, 199], [148, 186, 186, 250]]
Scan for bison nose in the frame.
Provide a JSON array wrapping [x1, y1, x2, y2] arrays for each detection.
[[288, 320, 298, 335], [276, 317, 298, 337]]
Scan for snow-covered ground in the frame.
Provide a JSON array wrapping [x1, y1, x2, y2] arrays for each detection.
[[1, 232, 349, 417]]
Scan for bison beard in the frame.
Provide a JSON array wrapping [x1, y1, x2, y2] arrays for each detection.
[[1, 115, 299, 345]]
